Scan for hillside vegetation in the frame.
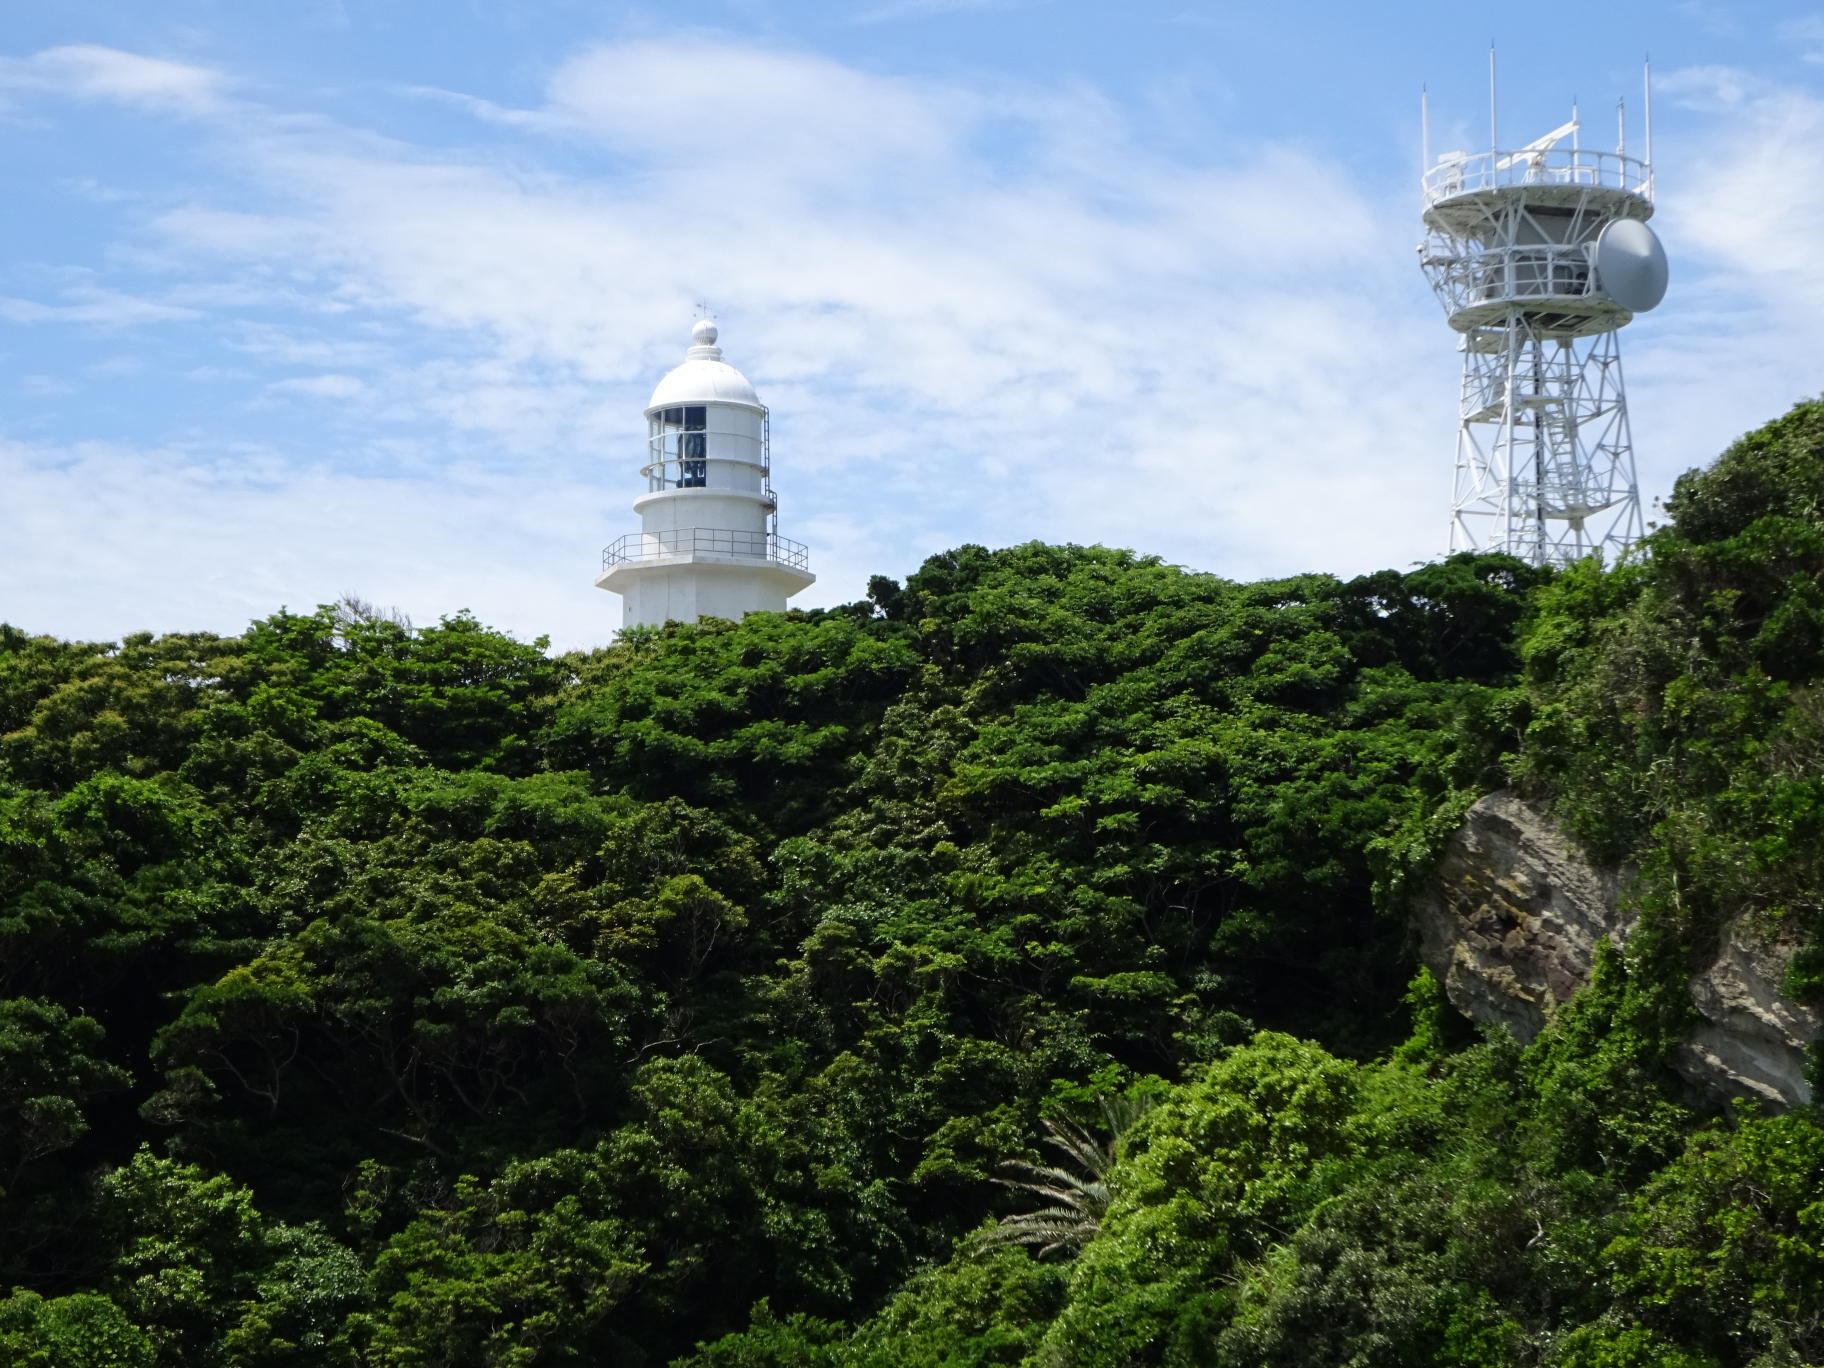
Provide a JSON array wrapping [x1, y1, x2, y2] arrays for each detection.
[[3, 399, 1824, 1365]]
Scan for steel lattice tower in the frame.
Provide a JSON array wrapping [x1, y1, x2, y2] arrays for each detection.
[[1418, 79, 1664, 568]]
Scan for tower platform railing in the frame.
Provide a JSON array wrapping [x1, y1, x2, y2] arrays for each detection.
[[1421, 244, 1629, 334], [602, 529, 812, 572], [1422, 147, 1650, 205]]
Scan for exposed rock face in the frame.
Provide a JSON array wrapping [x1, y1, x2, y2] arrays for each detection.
[[1678, 928, 1818, 1108], [1412, 791, 1820, 1108], [1411, 791, 1632, 1043]]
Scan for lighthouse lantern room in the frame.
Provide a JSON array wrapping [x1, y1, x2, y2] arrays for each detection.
[[597, 320, 815, 626]]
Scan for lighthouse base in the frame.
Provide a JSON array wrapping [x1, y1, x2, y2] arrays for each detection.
[[596, 555, 815, 629]]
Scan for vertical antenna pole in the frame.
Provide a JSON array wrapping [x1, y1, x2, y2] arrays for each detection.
[[1489, 43, 1499, 154], [1421, 84, 1431, 180], [1617, 96, 1625, 158], [1643, 56, 1654, 196], [1572, 97, 1580, 153]]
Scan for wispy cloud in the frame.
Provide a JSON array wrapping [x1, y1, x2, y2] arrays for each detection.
[[0, 284, 201, 327], [1779, 15, 1824, 64], [852, 0, 1040, 24], [265, 373, 369, 400], [0, 45, 229, 115], [0, 436, 597, 646], [1608, 67, 1824, 495], [1659, 64, 1755, 110], [1677, 0, 1742, 37], [229, 325, 393, 368], [1658, 72, 1824, 318]]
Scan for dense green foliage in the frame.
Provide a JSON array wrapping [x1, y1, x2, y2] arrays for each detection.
[[5, 400, 1824, 1364]]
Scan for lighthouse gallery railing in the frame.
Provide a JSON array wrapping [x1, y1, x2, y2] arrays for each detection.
[[602, 529, 811, 572]]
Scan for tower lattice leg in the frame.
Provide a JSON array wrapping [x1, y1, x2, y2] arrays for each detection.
[[1449, 314, 1643, 568]]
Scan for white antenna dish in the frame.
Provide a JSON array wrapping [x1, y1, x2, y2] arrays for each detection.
[[1594, 218, 1668, 312]]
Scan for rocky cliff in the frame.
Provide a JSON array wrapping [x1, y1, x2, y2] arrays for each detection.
[[1412, 791, 1820, 1107]]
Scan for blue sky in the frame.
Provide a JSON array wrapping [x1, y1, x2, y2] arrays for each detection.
[[5, 1, 1824, 649]]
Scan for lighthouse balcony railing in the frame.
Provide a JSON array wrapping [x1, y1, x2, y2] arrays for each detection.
[[602, 529, 811, 572], [1423, 147, 1650, 205]]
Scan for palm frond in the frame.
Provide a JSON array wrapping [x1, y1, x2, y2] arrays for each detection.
[[973, 1101, 1153, 1260]]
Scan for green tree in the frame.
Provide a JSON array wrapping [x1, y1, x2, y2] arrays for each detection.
[[97, 1148, 360, 1366], [0, 997, 128, 1192], [0, 1290, 157, 1368], [349, 1155, 643, 1367]]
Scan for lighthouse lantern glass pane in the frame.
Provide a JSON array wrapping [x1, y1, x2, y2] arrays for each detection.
[[650, 408, 709, 486]]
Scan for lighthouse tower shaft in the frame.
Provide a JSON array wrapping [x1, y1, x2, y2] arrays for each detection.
[[597, 321, 814, 627], [1420, 124, 1654, 568]]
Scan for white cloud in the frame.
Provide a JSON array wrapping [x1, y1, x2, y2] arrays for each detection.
[[1678, 0, 1743, 36], [87, 356, 145, 377], [1779, 15, 1824, 64], [0, 437, 610, 649], [0, 45, 228, 115], [853, 0, 1040, 23], [0, 284, 201, 328], [1612, 69, 1824, 496], [266, 373, 369, 399], [1658, 65, 1754, 111], [1658, 77, 1824, 319], [230, 324, 393, 368], [531, 39, 988, 191], [57, 177, 137, 205]]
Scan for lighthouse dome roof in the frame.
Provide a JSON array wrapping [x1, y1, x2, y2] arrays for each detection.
[[646, 320, 762, 410]]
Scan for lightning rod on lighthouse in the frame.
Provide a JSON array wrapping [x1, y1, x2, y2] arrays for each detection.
[[1418, 62, 1667, 568]]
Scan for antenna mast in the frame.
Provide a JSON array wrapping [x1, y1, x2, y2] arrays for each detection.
[[1643, 57, 1654, 195], [1489, 44, 1498, 154], [1421, 85, 1431, 182]]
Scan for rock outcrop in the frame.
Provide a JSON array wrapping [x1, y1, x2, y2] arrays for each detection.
[[1678, 927, 1819, 1108], [1412, 791, 1820, 1107], [1410, 791, 1633, 1043]]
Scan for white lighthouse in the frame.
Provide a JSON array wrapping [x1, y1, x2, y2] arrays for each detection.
[[596, 320, 814, 627]]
